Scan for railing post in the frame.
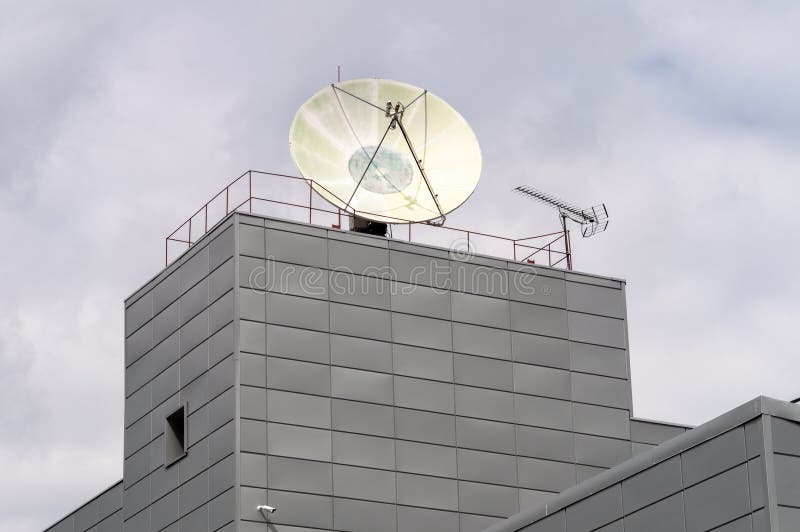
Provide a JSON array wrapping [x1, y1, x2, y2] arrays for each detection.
[[309, 182, 313, 224], [189, 218, 192, 246], [249, 171, 253, 213], [165, 238, 168, 266], [565, 230, 573, 270]]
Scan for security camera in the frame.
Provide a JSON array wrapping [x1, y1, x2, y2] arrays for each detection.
[[257, 505, 276, 514]]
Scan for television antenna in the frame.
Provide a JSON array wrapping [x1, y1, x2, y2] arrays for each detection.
[[513, 185, 609, 269], [514, 185, 609, 237], [514, 186, 608, 238], [289, 78, 482, 234]]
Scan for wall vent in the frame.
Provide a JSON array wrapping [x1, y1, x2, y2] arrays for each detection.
[[164, 403, 188, 467]]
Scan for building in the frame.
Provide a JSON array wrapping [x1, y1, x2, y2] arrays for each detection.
[[44, 211, 800, 531]]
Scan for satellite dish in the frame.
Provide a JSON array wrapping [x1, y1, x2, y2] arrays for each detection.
[[289, 78, 482, 225]]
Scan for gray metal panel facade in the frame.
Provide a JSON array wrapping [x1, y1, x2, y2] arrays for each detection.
[[487, 397, 800, 532], [52, 212, 766, 532], [232, 214, 635, 531], [120, 216, 238, 531], [771, 417, 800, 530]]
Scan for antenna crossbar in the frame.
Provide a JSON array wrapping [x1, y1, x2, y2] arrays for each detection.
[[514, 185, 609, 239]]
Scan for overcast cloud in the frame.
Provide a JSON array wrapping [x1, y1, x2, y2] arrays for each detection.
[[2, 1, 800, 530]]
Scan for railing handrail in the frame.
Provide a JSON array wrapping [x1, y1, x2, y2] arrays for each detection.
[[165, 170, 572, 269]]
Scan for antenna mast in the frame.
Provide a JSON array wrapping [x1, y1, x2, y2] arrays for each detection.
[[514, 185, 609, 269]]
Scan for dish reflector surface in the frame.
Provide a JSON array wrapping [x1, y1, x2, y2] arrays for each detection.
[[289, 78, 482, 223]]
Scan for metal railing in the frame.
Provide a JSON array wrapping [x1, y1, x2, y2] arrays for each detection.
[[165, 170, 572, 269]]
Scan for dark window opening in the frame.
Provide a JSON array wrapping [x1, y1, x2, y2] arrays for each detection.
[[165, 403, 188, 467]]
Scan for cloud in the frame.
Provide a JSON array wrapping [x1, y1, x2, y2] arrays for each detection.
[[2, 1, 799, 529]]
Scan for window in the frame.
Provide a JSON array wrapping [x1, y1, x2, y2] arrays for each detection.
[[164, 403, 188, 467]]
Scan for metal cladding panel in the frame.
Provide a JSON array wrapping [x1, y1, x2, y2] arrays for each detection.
[[334, 498, 398, 532], [391, 280, 451, 318], [565, 485, 623, 532], [513, 363, 571, 399], [771, 417, 800, 454], [397, 505, 460, 532], [681, 427, 747, 487], [509, 270, 566, 308], [333, 334, 394, 373], [779, 506, 800, 530], [567, 312, 626, 349], [565, 281, 625, 318], [458, 448, 519, 485], [266, 324, 329, 364], [621, 456, 683, 513], [397, 473, 459, 511], [457, 416, 517, 455], [331, 366, 394, 405], [395, 407, 456, 445], [684, 464, 751, 532], [330, 270, 387, 308], [455, 322, 512, 360], [333, 464, 397, 503], [511, 331, 570, 369], [455, 351, 513, 392], [333, 399, 395, 437], [772, 414, 800, 529], [452, 291, 511, 329], [570, 342, 627, 379], [517, 456, 576, 492], [267, 423, 330, 461], [516, 425, 575, 463], [330, 301, 391, 340], [774, 449, 800, 507], [333, 432, 396, 470], [267, 456, 332, 495], [393, 343, 453, 381], [328, 237, 390, 275], [397, 440, 458, 478], [268, 356, 331, 395], [510, 301, 569, 338]]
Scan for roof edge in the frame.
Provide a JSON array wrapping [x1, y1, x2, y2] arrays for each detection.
[[43, 479, 123, 531], [487, 396, 798, 532]]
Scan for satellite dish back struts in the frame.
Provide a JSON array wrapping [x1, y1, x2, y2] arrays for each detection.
[[289, 78, 482, 225]]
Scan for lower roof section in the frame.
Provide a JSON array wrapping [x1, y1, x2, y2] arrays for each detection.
[[44, 480, 122, 532], [486, 396, 800, 532]]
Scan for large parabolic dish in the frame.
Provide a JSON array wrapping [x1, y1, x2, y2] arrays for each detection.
[[289, 78, 482, 224]]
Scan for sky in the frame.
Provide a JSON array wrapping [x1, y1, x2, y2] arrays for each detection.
[[2, 1, 800, 530]]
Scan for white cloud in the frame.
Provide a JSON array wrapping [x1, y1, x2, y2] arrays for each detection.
[[2, 2, 799, 529]]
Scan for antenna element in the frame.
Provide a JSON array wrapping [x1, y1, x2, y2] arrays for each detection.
[[514, 185, 609, 238]]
